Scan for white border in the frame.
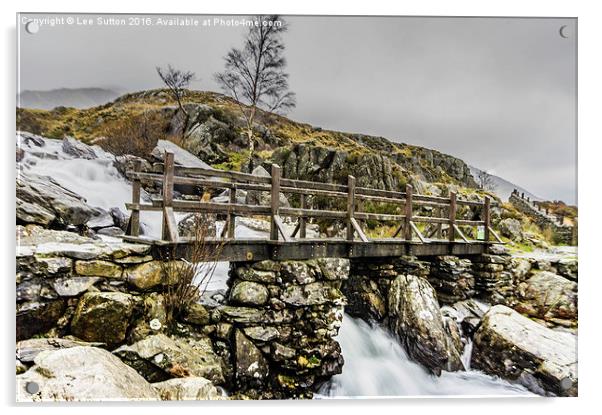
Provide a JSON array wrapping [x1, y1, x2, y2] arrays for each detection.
[[2, 0, 600, 413]]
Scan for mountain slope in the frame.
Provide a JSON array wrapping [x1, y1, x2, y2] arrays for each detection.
[[469, 166, 541, 203], [17, 88, 121, 110]]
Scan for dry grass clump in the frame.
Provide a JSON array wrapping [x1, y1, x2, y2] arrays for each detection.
[[98, 111, 166, 157]]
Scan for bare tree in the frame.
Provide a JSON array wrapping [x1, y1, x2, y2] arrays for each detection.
[[156, 64, 195, 117], [215, 15, 296, 171], [477, 169, 497, 192]]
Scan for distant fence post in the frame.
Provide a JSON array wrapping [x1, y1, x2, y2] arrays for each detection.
[[129, 159, 141, 237], [270, 164, 281, 241], [404, 184, 413, 241], [346, 175, 356, 241], [161, 152, 177, 241], [449, 192, 457, 242], [483, 196, 491, 243], [299, 193, 307, 238]]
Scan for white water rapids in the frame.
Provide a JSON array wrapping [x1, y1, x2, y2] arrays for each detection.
[[17, 134, 533, 398]]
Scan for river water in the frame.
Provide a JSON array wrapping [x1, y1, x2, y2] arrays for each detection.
[[17, 133, 534, 398]]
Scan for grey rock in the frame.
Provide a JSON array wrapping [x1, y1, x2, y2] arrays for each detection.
[[17, 172, 95, 227], [498, 218, 522, 241], [16, 300, 65, 341], [388, 274, 464, 374], [245, 165, 290, 207], [234, 329, 269, 385], [114, 333, 224, 384], [280, 282, 344, 307], [229, 281, 269, 306], [16, 346, 159, 402], [62, 136, 97, 159], [153, 377, 222, 400], [471, 305, 577, 396], [71, 292, 136, 347], [51, 276, 100, 297], [16, 338, 104, 363]]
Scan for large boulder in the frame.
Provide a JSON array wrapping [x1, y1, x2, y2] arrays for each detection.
[[16, 346, 159, 402], [151, 139, 212, 169], [70, 292, 137, 347], [234, 329, 270, 387], [245, 165, 290, 207], [113, 333, 224, 384], [152, 377, 222, 400], [388, 274, 464, 374], [471, 305, 577, 396], [341, 274, 386, 321], [498, 218, 522, 241], [17, 171, 95, 227], [16, 338, 103, 363], [62, 136, 98, 159], [514, 271, 577, 326], [16, 300, 66, 341]]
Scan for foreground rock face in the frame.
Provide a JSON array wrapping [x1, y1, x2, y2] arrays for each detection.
[[113, 333, 224, 384], [388, 274, 464, 375], [17, 346, 159, 402], [515, 271, 577, 328], [471, 305, 577, 397], [17, 171, 95, 227], [152, 377, 222, 400]]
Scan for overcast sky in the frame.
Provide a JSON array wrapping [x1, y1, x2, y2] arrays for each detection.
[[18, 14, 577, 204]]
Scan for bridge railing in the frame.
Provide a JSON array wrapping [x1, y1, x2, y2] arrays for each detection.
[[124, 151, 503, 245]]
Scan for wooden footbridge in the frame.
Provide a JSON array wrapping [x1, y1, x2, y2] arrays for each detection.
[[122, 152, 503, 262]]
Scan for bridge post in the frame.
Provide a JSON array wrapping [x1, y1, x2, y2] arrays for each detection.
[[270, 164, 281, 241], [449, 192, 457, 243], [299, 193, 307, 238], [128, 159, 141, 237], [404, 184, 413, 241], [346, 175, 356, 241], [161, 152, 177, 242], [483, 196, 491, 247], [228, 186, 237, 238]]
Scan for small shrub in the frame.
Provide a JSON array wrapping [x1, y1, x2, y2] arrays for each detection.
[[99, 111, 166, 157]]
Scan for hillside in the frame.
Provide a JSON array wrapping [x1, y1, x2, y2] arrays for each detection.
[[17, 89, 482, 197], [469, 166, 541, 203], [17, 87, 121, 110]]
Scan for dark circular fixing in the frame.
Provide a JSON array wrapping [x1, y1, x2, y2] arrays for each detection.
[[25, 381, 40, 394]]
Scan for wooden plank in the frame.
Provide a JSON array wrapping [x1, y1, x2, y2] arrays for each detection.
[[280, 177, 347, 193], [449, 192, 457, 242], [151, 199, 271, 215], [125, 203, 163, 212], [346, 175, 356, 241], [270, 164, 281, 241], [291, 222, 300, 238], [456, 219, 484, 226], [273, 215, 291, 242], [355, 212, 406, 222], [228, 187, 236, 238], [404, 184, 413, 241], [351, 218, 369, 242], [410, 221, 427, 243], [162, 206, 178, 242], [488, 226, 504, 243], [280, 207, 347, 219], [392, 222, 404, 238], [153, 163, 272, 184], [299, 193, 307, 239], [453, 224, 470, 243], [129, 159, 141, 236]]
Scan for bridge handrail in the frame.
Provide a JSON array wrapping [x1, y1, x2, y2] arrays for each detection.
[[126, 152, 502, 245]]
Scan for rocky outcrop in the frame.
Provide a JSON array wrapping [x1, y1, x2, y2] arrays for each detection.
[[388, 274, 464, 375], [17, 346, 159, 402], [113, 333, 224, 384], [427, 256, 475, 304], [17, 171, 95, 227], [471, 305, 577, 396], [153, 377, 222, 400], [62, 136, 98, 159], [514, 271, 577, 327], [245, 165, 290, 207]]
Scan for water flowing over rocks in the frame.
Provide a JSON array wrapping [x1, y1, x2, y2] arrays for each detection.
[[471, 305, 577, 396], [17, 346, 159, 402], [388, 274, 464, 375]]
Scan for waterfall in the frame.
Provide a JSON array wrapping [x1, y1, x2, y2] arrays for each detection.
[[318, 315, 532, 398]]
